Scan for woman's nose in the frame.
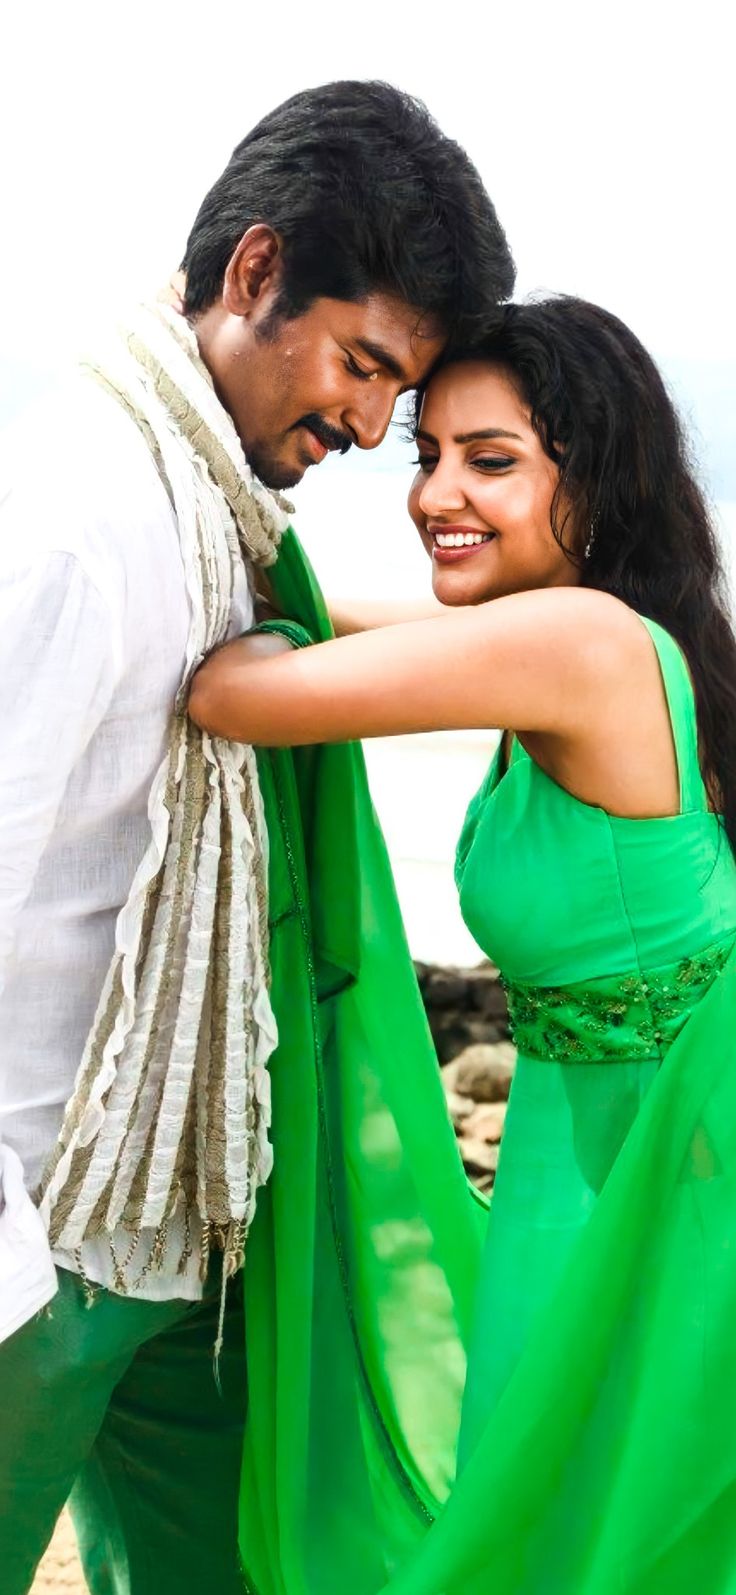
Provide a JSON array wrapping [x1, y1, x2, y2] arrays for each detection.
[[418, 460, 467, 517]]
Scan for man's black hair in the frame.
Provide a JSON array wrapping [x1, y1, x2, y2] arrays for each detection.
[[182, 81, 514, 348]]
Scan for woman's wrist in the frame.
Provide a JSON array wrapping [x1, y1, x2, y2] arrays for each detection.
[[252, 618, 313, 650]]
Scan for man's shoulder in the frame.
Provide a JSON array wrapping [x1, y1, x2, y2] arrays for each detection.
[[0, 374, 177, 596], [1, 372, 169, 510]]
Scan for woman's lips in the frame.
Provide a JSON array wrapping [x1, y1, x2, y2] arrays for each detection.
[[430, 528, 495, 565]]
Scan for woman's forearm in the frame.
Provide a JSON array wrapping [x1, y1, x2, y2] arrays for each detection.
[[188, 586, 624, 748]]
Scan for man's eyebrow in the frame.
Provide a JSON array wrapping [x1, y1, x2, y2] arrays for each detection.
[[354, 338, 407, 383], [416, 427, 523, 445]]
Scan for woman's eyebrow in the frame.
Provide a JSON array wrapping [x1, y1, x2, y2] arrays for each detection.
[[416, 427, 523, 445]]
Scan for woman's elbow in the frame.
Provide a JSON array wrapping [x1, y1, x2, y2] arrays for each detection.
[[188, 668, 231, 737]]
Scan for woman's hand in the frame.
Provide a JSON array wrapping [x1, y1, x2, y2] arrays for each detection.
[[157, 270, 187, 314], [328, 595, 448, 636]]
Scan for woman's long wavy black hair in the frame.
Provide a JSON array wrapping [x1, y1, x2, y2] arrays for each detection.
[[416, 295, 736, 855]]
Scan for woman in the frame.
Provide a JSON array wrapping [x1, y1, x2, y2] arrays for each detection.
[[191, 298, 736, 1594]]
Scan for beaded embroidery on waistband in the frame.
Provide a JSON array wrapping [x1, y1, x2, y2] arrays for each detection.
[[502, 937, 734, 1065]]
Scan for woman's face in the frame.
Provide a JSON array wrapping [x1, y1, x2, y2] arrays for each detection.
[[408, 361, 580, 606]]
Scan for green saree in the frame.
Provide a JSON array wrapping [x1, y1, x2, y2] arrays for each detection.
[[240, 536, 736, 1595]]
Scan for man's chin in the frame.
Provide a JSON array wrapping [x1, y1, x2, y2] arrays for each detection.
[[262, 465, 306, 490], [244, 442, 308, 492]]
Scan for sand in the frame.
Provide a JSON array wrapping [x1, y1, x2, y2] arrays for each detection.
[[31, 1512, 86, 1594]]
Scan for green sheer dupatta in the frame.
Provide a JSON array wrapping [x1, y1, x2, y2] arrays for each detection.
[[240, 531, 736, 1595], [380, 937, 736, 1595], [239, 530, 736, 1595], [239, 529, 486, 1595]]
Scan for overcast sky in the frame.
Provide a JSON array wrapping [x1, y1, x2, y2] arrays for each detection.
[[2, 0, 732, 355], [2, 0, 734, 504]]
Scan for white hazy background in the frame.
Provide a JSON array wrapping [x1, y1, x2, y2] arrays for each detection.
[[2, 1, 734, 963]]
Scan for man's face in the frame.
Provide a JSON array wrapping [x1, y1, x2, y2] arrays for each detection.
[[198, 288, 446, 489]]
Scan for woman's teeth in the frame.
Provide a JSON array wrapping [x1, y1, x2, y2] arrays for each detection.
[[433, 531, 493, 548]]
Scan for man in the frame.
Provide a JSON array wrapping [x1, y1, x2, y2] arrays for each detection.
[[0, 80, 513, 1594]]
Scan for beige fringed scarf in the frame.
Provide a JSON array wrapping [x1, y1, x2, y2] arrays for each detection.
[[37, 304, 289, 1293]]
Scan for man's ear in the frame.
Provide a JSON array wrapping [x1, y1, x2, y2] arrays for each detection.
[[222, 225, 283, 319]]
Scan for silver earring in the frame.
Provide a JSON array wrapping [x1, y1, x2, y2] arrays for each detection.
[[584, 513, 598, 560]]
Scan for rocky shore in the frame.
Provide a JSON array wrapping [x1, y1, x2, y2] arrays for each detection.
[[415, 957, 514, 1194]]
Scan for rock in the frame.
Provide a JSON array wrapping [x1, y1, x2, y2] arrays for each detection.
[[466, 968, 509, 1022], [444, 1088, 475, 1129], [414, 957, 512, 1062], [458, 1136, 500, 1176], [443, 1042, 516, 1102], [464, 1102, 507, 1143], [425, 969, 469, 1007], [431, 1019, 468, 1066], [433, 1014, 507, 1064]]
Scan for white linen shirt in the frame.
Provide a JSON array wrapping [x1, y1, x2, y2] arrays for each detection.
[[0, 375, 253, 1333]]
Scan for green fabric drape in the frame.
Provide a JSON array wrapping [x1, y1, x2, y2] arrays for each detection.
[[239, 530, 486, 1595], [240, 531, 736, 1595], [377, 937, 736, 1595]]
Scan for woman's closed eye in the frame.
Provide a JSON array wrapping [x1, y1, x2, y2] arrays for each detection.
[[468, 454, 516, 473], [412, 454, 516, 473]]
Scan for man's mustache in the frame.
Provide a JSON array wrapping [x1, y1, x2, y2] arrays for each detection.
[[297, 414, 353, 456]]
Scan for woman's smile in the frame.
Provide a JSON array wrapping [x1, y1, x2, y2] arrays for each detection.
[[429, 525, 496, 563]]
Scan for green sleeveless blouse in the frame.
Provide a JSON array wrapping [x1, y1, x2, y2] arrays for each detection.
[[454, 616, 736, 1463], [455, 617, 736, 1063]]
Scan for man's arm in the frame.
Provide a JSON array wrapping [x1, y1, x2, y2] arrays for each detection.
[[0, 549, 120, 989], [0, 544, 121, 1337]]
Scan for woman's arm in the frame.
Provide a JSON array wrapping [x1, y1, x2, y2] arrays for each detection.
[[189, 585, 648, 749]]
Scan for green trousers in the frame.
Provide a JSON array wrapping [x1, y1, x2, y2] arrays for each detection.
[[0, 1264, 247, 1595]]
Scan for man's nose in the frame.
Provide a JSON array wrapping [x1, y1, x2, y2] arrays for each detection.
[[345, 389, 397, 451]]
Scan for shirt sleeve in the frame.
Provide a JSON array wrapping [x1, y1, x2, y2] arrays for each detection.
[[0, 549, 120, 998]]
